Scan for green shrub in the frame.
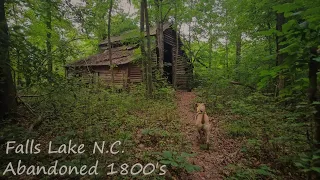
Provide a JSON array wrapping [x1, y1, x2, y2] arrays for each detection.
[[226, 164, 276, 180], [295, 150, 320, 174], [157, 151, 201, 174], [0, 79, 188, 179]]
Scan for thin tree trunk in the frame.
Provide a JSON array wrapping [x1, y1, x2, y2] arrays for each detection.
[[235, 32, 242, 81], [266, 23, 274, 93], [267, 23, 273, 55], [144, 0, 152, 97], [276, 12, 286, 94], [0, 0, 17, 119], [175, 28, 179, 89], [12, 4, 20, 86], [155, 0, 164, 75], [309, 48, 320, 149], [173, 0, 179, 88], [108, 0, 114, 88], [159, 4, 164, 74], [208, 23, 213, 69], [225, 8, 229, 78], [46, 0, 52, 79], [225, 34, 229, 77], [209, 36, 212, 69], [140, 0, 146, 83], [188, 23, 191, 52], [16, 49, 21, 86]]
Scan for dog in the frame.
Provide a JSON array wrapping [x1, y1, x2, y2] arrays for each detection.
[[195, 103, 210, 146]]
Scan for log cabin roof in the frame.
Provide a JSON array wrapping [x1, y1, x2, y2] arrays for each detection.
[[99, 23, 172, 47], [65, 45, 138, 67], [66, 22, 183, 68]]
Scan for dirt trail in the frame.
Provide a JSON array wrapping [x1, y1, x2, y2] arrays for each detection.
[[176, 91, 243, 180]]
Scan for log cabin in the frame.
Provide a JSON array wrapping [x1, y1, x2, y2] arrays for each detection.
[[65, 23, 193, 90]]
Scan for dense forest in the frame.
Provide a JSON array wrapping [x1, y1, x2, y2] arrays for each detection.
[[0, 0, 320, 179]]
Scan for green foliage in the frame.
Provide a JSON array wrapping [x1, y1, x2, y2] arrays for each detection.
[[196, 81, 310, 178], [153, 86, 175, 100], [0, 79, 188, 178], [269, 0, 320, 98], [225, 120, 252, 137], [3, 0, 320, 179], [226, 164, 276, 180], [157, 151, 201, 174], [295, 150, 320, 174], [142, 128, 169, 137], [6, 0, 138, 87]]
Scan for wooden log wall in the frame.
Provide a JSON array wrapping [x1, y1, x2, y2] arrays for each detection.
[[67, 63, 144, 88], [172, 49, 189, 89], [163, 28, 191, 90], [163, 29, 183, 47], [66, 26, 192, 90], [128, 63, 143, 83], [92, 65, 128, 87]]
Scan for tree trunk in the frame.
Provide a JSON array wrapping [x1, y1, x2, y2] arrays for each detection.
[[235, 32, 242, 81], [173, 0, 178, 89], [174, 28, 179, 89], [12, 4, 21, 87], [16, 49, 21, 86], [108, 0, 114, 88], [267, 23, 273, 55], [276, 12, 286, 94], [144, 0, 152, 97], [188, 22, 191, 54], [0, 0, 17, 119], [209, 28, 213, 69], [46, 0, 52, 80], [208, 17, 215, 70], [139, 0, 146, 83], [155, 0, 164, 75], [225, 34, 229, 77], [225, 8, 229, 78], [309, 48, 320, 148]]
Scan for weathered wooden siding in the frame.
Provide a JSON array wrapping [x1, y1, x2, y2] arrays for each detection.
[[93, 65, 128, 87], [163, 28, 192, 90], [66, 65, 131, 87], [172, 49, 189, 89], [163, 29, 182, 47], [66, 26, 192, 90], [128, 63, 143, 83]]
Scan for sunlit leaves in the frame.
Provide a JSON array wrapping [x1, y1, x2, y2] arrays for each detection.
[[273, 3, 300, 14]]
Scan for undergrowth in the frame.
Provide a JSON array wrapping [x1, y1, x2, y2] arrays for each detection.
[[196, 83, 314, 179], [0, 79, 194, 179]]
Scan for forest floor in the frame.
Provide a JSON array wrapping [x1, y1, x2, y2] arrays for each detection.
[[176, 91, 244, 180]]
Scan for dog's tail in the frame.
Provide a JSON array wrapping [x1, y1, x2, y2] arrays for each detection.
[[197, 112, 205, 124], [201, 113, 205, 124]]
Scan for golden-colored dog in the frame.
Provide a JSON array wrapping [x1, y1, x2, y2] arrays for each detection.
[[195, 103, 210, 146]]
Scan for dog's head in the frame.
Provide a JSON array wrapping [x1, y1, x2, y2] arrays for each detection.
[[195, 103, 206, 113]]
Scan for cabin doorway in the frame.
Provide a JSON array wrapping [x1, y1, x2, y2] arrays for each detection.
[[163, 42, 173, 84]]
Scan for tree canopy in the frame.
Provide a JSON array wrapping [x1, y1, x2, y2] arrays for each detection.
[[0, 0, 320, 179]]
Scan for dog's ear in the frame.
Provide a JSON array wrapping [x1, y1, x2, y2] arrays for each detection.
[[194, 103, 198, 108]]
